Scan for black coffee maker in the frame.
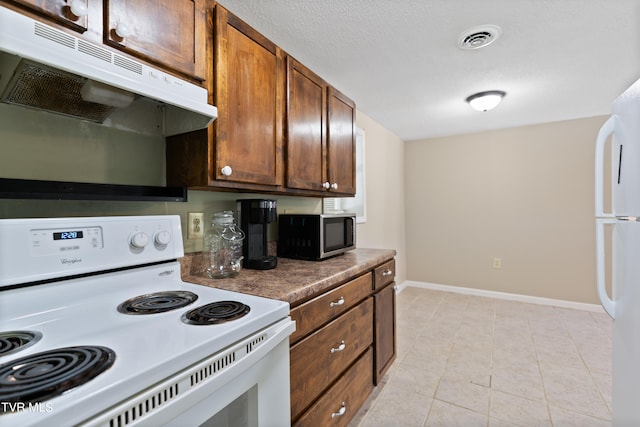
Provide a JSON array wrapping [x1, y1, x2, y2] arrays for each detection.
[[237, 199, 278, 270]]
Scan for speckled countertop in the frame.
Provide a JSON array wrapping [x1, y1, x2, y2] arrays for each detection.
[[179, 248, 396, 307]]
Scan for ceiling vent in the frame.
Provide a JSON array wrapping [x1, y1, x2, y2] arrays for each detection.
[[458, 25, 502, 50]]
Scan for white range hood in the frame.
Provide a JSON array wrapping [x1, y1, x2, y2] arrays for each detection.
[[0, 6, 217, 137]]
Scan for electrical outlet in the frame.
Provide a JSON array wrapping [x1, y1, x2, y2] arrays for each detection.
[[492, 258, 502, 269], [187, 212, 204, 239]]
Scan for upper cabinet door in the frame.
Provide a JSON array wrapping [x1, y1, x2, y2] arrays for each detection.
[[104, 0, 206, 81], [327, 86, 356, 196], [212, 4, 285, 187], [286, 57, 327, 192], [6, 0, 89, 33]]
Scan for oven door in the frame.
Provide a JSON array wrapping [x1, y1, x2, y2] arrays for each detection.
[[87, 318, 295, 427], [172, 338, 291, 427]]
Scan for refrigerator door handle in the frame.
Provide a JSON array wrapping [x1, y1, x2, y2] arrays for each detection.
[[595, 115, 617, 218], [596, 218, 616, 319]]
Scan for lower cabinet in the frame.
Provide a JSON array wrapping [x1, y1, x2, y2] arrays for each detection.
[[293, 348, 373, 427], [373, 259, 397, 384], [289, 257, 396, 425], [374, 281, 396, 384], [290, 298, 373, 421]]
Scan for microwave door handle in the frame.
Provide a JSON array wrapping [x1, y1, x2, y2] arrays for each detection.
[[595, 115, 616, 218], [346, 217, 354, 246], [344, 219, 349, 244]]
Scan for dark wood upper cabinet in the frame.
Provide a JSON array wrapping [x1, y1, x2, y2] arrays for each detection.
[[212, 4, 285, 186], [166, 4, 285, 191], [286, 57, 327, 192], [327, 86, 356, 195], [165, 2, 354, 197], [286, 58, 356, 196], [104, 0, 206, 81]]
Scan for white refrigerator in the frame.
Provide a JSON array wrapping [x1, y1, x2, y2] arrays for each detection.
[[595, 77, 640, 426]]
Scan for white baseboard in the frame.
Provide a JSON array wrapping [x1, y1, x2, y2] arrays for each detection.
[[396, 280, 606, 314]]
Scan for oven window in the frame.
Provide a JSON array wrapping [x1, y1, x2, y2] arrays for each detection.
[[200, 385, 258, 427]]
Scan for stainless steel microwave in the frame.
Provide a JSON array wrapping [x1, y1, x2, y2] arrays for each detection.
[[278, 214, 356, 260]]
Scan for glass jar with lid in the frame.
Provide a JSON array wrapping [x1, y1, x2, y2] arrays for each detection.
[[204, 211, 245, 278]]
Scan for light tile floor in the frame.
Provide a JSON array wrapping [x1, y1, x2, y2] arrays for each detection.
[[351, 286, 612, 427]]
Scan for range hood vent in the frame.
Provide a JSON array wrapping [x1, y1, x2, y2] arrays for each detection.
[[3, 60, 117, 122], [0, 6, 217, 136]]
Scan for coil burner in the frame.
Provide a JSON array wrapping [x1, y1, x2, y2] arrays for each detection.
[[0, 331, 42, 357], [182, 301, 251, 325], [117, 291, 198, 315], [0, 346, 115, 409]]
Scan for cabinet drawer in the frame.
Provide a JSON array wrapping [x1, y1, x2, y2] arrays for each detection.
[[290, 272, 372, 344], [290, 298, 373, 420], [293, 347, 373, 427], [373, 259, 395, 290]]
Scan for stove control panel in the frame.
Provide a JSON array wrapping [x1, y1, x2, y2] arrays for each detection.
[[0, 215, 184, 287], [30, 226, 104, 256]]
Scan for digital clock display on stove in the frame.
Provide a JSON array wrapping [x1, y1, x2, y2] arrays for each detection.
[[53, 231, 84, 240]]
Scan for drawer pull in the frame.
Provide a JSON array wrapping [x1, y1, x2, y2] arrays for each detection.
[[382, 269, 394, 276], [330, 340, 346, 353], [331, 402, 346, 418], [329, 296, 345, 307]]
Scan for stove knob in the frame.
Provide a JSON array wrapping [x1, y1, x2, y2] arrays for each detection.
[[154, 230, 172, 247], [130, 231, 149, 249]]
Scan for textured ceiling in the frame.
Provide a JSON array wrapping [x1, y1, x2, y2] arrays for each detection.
[[216, 0, 640, 141]]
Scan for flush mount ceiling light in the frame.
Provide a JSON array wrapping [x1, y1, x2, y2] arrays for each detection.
[[465, 90, 506, 112]]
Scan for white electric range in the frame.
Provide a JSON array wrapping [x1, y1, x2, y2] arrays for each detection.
[[0, 215, 295, 426]]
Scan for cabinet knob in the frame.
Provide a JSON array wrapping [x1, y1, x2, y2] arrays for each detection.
[[330, 340, 346, 353], [382, 269, 394, 276], [323, 181, 330, 189], [115, 22, 133, 39], [221, 165, 233, 176], [69, 0, 88, 17], [331, 402, 346, 419], [331, 182, 339, 190]]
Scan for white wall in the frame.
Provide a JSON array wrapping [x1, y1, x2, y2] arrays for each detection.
[[356, 110, 407, 284], [405, 116, 608, 304]]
